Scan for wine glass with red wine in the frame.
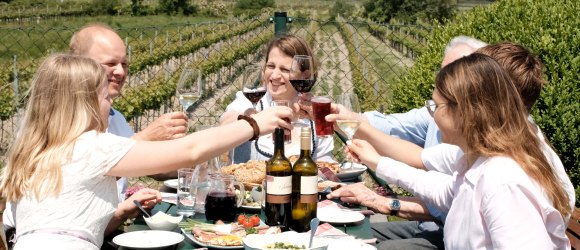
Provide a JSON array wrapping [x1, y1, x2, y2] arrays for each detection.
[[241, 65, 266, 110], [289, 55, 315, 95]]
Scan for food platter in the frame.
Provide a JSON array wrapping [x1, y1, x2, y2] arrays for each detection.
[[182, 228, 243, 249]]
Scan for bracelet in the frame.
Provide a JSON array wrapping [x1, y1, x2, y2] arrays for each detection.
[[237, 115, 260, 141]]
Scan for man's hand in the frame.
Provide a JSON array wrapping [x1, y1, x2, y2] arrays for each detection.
[[118, 188, 161, 219], [326, 183, 388, 214], [134, 112, 188, 141]]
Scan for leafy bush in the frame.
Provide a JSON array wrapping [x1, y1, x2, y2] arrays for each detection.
[[390, 0, 580, 205]]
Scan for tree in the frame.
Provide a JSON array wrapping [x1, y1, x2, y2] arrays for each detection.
[[363, 0, 455, 23], [157, 0, 197, 15]]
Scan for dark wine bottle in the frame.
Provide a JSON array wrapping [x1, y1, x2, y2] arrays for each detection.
[[264, 127, 292, 230], [290, 127, 318, 232]]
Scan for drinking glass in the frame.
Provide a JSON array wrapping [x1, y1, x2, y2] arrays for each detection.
[[311, 96, 333, 137], [335, 93, 362, 169], [177, 168, 199, 216], [177, 68, 203, 114], [241, 65, 266, 110], [271, 100, 292, 144], [289, 55, 315, 95]]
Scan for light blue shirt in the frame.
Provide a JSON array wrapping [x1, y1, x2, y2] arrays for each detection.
[[364, 107, 446, 223]]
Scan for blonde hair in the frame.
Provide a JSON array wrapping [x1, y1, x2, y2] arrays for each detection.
[[0, 54, 108, 202], [435, 53, 570, 219]]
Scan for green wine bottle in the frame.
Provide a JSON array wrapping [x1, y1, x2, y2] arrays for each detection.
[[264, 128, 292, 230], [290, 127, 318, 232]]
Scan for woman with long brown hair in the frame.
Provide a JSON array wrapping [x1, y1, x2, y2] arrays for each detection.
[[346, 53, 570, 249]]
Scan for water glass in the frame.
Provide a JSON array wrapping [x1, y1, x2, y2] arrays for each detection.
[[271, 100, 292, 144], [312, 96, 333, 137], [177, 168, 199, 216]]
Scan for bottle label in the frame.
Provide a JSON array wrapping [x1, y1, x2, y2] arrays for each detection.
[[267, 194, 291, 204], [300, 176, 318, 194], [266, 175, 292, 195]]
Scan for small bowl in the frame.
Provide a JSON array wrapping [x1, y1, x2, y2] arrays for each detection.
[[144, 212, 183, 231]]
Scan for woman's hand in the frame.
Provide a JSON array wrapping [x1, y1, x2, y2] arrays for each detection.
[[118, 188, 162, 219], [252, 106, 294, 136], [325, 103, 367, 123], [345, 139, 381, 170]]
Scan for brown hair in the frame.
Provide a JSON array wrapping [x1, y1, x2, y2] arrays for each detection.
[[476, 42, 545, 111], [264, 34, 318, 81], [435, 53, 570, 219]]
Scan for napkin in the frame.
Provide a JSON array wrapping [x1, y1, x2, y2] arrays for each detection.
[[161, 192, 177, 205], [313, 223, 377, 244]]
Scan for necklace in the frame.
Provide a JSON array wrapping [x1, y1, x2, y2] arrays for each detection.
[[254, 100, 317, 158]]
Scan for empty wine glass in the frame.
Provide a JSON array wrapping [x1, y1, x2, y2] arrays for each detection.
[[177, 68, 203, 113], [241, 65, 266, 110], [335, 93, 361, 169], [289, 55, 315, 95]]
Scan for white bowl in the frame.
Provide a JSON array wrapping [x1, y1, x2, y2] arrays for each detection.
[[144, 212, 183, 231], [243, 231, 329, 250]]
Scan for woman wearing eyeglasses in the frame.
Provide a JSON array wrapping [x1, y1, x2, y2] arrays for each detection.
[[342, 53, 571, 249]]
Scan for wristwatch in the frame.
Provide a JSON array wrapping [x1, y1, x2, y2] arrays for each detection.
[[389, 198, 401, 216]]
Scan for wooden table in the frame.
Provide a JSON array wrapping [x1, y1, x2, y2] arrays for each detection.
[[119, 201, 374, 249]]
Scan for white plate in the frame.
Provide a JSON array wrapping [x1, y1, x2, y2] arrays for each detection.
[[240, 204, 261, 211], [336, 163, 367, 181], [113, 230, 184, 249], [317, 207, 365, 224], [163, 179, 178, 189], [327, 239, 376, 250], [181, 228, 243, 249]]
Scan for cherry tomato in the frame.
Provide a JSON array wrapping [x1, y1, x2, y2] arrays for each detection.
[[249, 215, 260, 226], [242, 220, 253, 228], [237, 214, 246, 225]]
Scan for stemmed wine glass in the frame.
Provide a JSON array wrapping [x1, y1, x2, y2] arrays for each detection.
[[336, 93, 361, 169], [290, 55, 315, 128], [177, 68, 203, 114], [241, 65, 266, 110], [289, 55, 315, 95]]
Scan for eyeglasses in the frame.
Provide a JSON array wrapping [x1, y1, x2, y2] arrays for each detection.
[[425, 99, 447, 116]]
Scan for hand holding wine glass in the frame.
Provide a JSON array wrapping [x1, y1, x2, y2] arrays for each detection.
[[177, 68, 203, 114], [335, 93, 362, 169], [241, 65, 266, 110]]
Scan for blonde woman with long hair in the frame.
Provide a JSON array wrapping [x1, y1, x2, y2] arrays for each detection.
[[345, 53, 571, 249], [0, 54, 293, 249]]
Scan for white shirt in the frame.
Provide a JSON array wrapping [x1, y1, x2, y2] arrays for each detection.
[[14, 131, 135, 249], [223, 91, 334, 162], [107, 108, 135, 202], [421, 126, 576, 223], [376, 155, 570, 250]]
